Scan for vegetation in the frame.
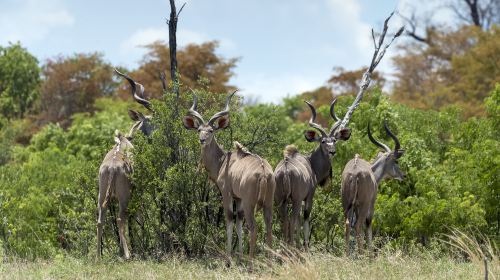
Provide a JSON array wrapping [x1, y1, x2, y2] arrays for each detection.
[[0, 43, 40, 119], [0, 2, 499, 278]]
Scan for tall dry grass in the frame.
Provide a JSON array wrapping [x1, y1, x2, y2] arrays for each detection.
[[1, 230, 496, 280]]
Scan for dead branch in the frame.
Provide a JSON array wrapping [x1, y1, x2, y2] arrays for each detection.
[[167, 0, 186, 98], [336, 12, 404, 133]]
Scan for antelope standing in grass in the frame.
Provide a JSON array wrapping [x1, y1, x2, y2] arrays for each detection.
[[183, 92, 275, 266], [97, 71, 153, 260], [341, 121, 405, 255], [274, 100, 350, 248]]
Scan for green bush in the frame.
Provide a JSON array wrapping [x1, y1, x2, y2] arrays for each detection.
[[0, 85, 498, 259]]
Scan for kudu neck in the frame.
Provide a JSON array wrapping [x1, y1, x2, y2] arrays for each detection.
[[309, 145, 331, 185], [370, 156, 386, 184], [201, 137, 226, 181]]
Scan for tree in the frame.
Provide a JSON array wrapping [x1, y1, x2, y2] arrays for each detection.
[[328, 67, 385, 96], [400, 0, 499, 44], [118, 41, 237, 100], [0, 43, 40, 119], [39, 53, 117, 127], [391, 25, 499, 117]]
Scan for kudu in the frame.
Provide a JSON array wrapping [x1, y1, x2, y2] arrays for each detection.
[[274, 100, 350, 248], [183, 92, 275, 265], [341, 121, 405, 255], [97, 71, 153, 260]]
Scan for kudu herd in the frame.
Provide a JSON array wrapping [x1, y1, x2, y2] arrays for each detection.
[[96, 81, 407, 262], [95, 13, 405, 264]]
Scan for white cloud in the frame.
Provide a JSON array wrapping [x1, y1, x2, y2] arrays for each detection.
[[235, 73, 325, 104], [325, 0, 372, 53], [0, 0, 74, 45]]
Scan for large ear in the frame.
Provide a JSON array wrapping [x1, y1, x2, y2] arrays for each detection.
[[395, 149, 405, 158], [304, 130, 320, 142], [213, 115, 229, 130], [182, 116, 200, 130], [335, 128, 351, 141], [128, 109, 145, 121]]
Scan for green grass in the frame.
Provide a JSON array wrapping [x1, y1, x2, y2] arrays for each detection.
[[0, 252, 489, 280]]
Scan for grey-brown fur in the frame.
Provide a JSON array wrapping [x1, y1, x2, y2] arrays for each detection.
[[96, 71, 153, 260], [97, 130, 135, 259], [183, 92, 275, 266], [341, 121, 405, 255], [274, 100, 350, 248]]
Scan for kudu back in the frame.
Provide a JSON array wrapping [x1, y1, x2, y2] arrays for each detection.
[[341, 121, 405, 255], [274, 100, 350, 248], [96, 70, 153, 260], [183, 92, 275, 266]]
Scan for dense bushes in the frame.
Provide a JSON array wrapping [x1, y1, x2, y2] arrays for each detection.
[[0, 85, 498, 259]]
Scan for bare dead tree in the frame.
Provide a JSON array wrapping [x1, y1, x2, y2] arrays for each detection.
[[397, 10, 432, 44], [335, 13, 403, 133], [449, 0, 499, 29], [166, 0, 186, 98], [399, 0, 499, 44]]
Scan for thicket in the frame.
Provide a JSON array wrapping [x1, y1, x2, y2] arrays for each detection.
[[0, 82, 497, 259]]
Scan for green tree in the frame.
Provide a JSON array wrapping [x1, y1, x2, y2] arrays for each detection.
[[0, 43, 40, 119]]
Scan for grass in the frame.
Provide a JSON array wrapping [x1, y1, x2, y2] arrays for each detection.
[[1, 230, 497, 280], [0, 251, 486, 280]]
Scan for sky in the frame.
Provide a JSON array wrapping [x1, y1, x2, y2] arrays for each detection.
[[0, 0, 431, 103]]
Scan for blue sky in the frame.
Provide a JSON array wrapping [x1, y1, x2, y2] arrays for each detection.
[[0, 0, 426, 103]]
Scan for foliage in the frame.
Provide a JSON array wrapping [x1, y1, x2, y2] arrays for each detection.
[[392, 25, 500, 117], [117, 41, 238, 100], [0, 72, 499, 260], [0, 43, 40, 119], [39, 53, 118, 127], [0, 98, 135, 258]]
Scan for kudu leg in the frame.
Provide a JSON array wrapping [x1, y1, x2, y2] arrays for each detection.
[[96, 204, 107, 259], [290, 200, 301, 248], [278, 201, 289, 243], [365, 218, 373, 257], [235, 200, 244, 263], [354, 216, 364, 256], [263, 205, 273, 251], [97, 180, 108, 260], [224, 197, 234, 266], [117, 201, 130, 260], [303, 196, 314, 251], [244, 205, 256, 270], [344, 215, 350, 256]]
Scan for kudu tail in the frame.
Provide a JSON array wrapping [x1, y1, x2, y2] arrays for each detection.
[[283, 157, 292, 198], [347, 177, 358, 228], [257, 174, 268, 210], [101, 167, 116, 208]]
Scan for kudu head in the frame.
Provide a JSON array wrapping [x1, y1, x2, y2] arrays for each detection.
[[115, 69, 155, 138], [368, 120, 406, 181], [303, 99, 351, 157], [183, 91, 237, 146]]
